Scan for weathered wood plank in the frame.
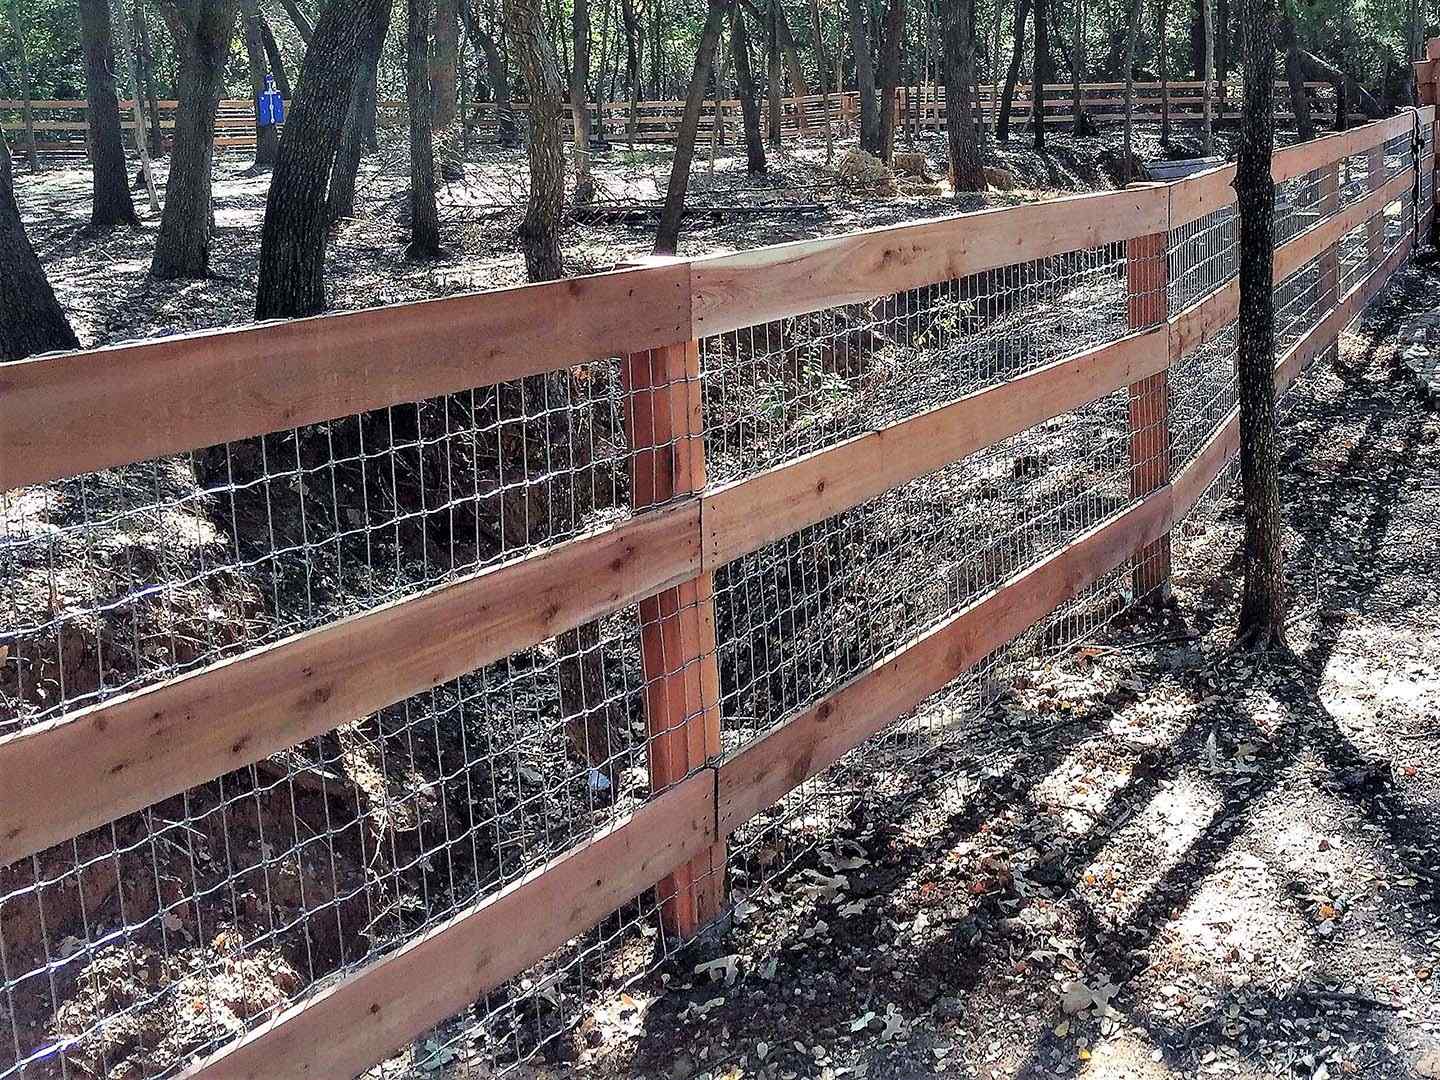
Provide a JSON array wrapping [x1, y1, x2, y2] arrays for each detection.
[[702, 328, 1169, 567], [0, 504, 701, 868], [0, 264, 691, 492], [183, 771, 716, 1080]]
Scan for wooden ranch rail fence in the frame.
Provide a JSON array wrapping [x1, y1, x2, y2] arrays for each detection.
[[1, 80, 1334, 158], [0, 82, 1434, 1079]]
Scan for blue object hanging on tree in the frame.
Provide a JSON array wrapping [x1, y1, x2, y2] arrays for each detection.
[[258, 74, 286, 127]]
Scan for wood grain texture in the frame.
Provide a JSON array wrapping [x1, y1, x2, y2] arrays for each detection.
[[702, 328, 1169, 567], [689, 187, 1169, 336], [0, 263, 691, 491], [716, 491, 1175, 834], [183, 772, 716, 1080], [0, 504, 701, 868]]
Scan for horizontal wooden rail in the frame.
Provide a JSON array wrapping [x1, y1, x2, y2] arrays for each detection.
[[702, 328, 1169, 566], [690, 186, 1168, 336], [183, 770, 717, 1080], [0, 504, 700, 867], [0, 263, 690, 492]]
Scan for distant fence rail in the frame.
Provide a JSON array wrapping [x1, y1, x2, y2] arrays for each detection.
[[3, 79, 1340, 158], [0, 59, 1434, 1080]]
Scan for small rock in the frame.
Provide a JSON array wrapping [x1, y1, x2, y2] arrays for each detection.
[[935, 994, 966, 1020]]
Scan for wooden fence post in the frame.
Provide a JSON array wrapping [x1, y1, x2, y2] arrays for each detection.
[[1418, 40, 1440, 244], [617, 277, 725, 942], [1317, 159, 1342, 365], [1366, 142, 1386, 269], [1125, 194, 1172, 602]]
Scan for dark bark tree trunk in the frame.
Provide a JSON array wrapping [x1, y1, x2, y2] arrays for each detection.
[[570, 0, 595, 202], [1291, 47, 1383, 120], [460, 0, 520, 146], [732, 5, 767, 172], [1032, 0, 1048, 149], [6, 0, 39, 170], [277, 0, 313, 42], [1201, 0, 1213, 154], [507, 0, 566, 277], [1234, 0, 1287, 649], [847, 0, 881, 152], [1120, 0, 1139, 178], [328, 3, 393, 220], [1157, 0, 1170, 143], [407, 0, 445, 257], [0, 135, 80, 360], [1072, 0, 1095, 134], [1280, 1, 1313, 139], [433, 0, 464, 179], [773, 0, 811, 120], [654, 0, 729, 254], [150, 1, 240, 280], [255, 0, 394, 318], [766, 0, 783, 147], [944, 0, 985, 190], [997, 0, 1031, 141], [257, 14, 294, 100], [79, 0, 140, 230], [240, 0, 281, 166], [621, 0, 640, 142], [877, 0, 905, 159], [810, 0, 834, 160]]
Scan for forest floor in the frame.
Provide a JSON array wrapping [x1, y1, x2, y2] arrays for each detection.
[[462, 261, 1440, 1080], [14, 121, 1243, 350]]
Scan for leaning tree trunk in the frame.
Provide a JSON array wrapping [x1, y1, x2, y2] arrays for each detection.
[[329, 3, 393, 221], [406, 0, 444, 257], [460, 0, 520, 146], [1200, 0, 1213, 155], [257, 14, 294, 99], [79, 0, 139, 230], [847, 0, 882, 152], [732, 5, 768, 173], [0, 135, 79, 360], [6, 0, 39, 170], [1120, 0, 1140, 180], [654, 0, 730, 254], [1281, 2, 1313, 139], [240, 0, 280, 166], [997, 0, 1031, 140], [944, 0, 986, 190], [877, 0, 905, 160], [507, 0, 566, 277], [1032, 0, 1048, 149], [255, 0, 395, 318], [150, 1, 240, 280], [1234, 0, 1286, 649], [570, 0, 595, 202]]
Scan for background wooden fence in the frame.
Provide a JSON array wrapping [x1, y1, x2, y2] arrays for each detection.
[[0, 62, 1434, 1080]]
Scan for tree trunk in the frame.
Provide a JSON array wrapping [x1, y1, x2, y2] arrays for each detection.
[[1071, 0, 1094, 134], [507, 0, 566, 277], [115, 0, 159, 210], [0, 135, 79, 359], [1280, 1, 1312, 139], [732, 6, 768, 171], [622, 0, 640, 142], [997, 0, 1031, 141], [461, 0, 521, 145], [150, 1, 240, 280], [944, 0, 985, 190], [240, 0, 281, 166], [433, 0, 461, 127], [654, 0, 729, 254], [1234, 0, 1286, 649], [136, 0, 166, 154], [1157, 0, 1170, 143], [766, 0, 783, 147], [571, 0, 595, 202], [1120, 0, 1139, 180], [277, 0, 313, 42], [1200, 0, 1213, 155], [810, 0, 834, 160], [257, 14, 294, 100], [847, 0, 881, 152], [255, 0, 393, 318], [79, 0, 140, 229], [406, 0, 445, 257], [1032, 0, 1048, 149], [877, 0, 904, 159], [1292, 47, 1384, 120], [328, 4, 393, 220], [7, 0, 39, 170], [773, 0, 811, 130]]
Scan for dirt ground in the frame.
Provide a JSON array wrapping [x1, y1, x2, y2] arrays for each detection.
[[460, 262, 1440, 1080], [14, 122, 1239, 351]]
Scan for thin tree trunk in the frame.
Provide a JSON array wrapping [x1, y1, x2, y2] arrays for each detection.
[[570, 0, 595, 201], [1201, 0, 1213, 155], [7, 0, 39, 170], [1032, 0, 1048, 149], [434, 0, 461, 127], [944, 0, 985, 189], [1158, 0, 1170, 143], [997, 0, 1031, 141], [1071, 0, 1093, 134], [257, 14, 294, 100], [256, 0, 394, 318], [407, 0, 444, 257], [241, 0, 281, 166], [150, 1, 240, 280], [1234, 0, 1286, 649], [622, 0, 640, 143], [877, 0, 904, 159], [507, 0, 566, 277], [766, 0, 783, 147], [847, 0, 881, 151], [329, 4, 393, 220], [136, 0, 165, 153], [461, 1, 521, 145], [810, 0, 834, 160], [0, 134, 79, 359], [277, 0, 313, 42], [732, 4, 767, 171], [1120, 0, 1139, 179], [79, 0, 139, 229], [774, 0, 810, 132], [1281, 1, 1312, 139], [655, 0, 729, 254], [116, 0, 158, 210]]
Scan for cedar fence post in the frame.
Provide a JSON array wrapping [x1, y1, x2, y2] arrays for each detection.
[[1417, 39, 1440, 245], [1125, 186, 1172, 602], [618, 264, 725, 941]]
